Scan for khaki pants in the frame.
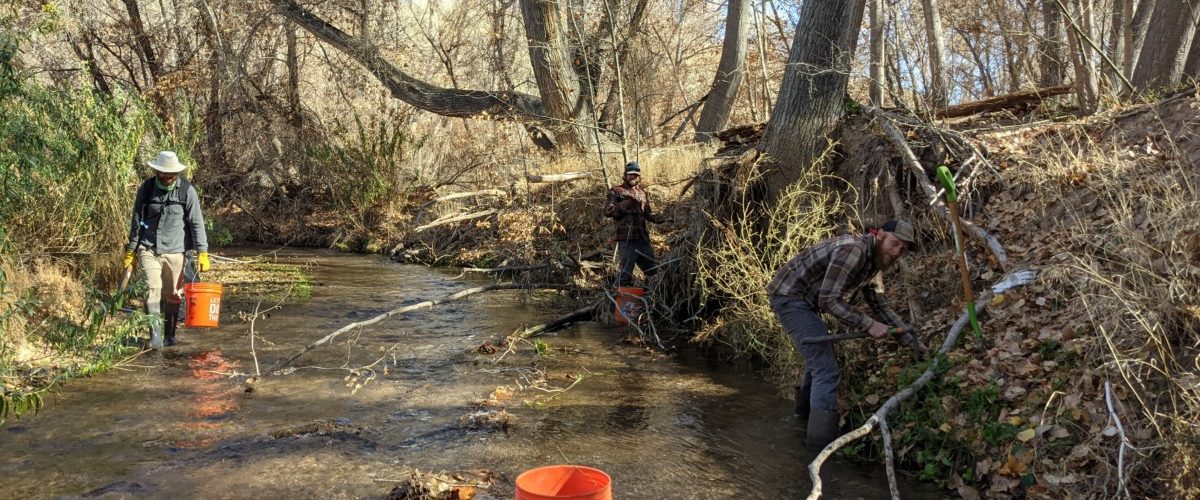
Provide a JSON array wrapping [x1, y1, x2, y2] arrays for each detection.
[[137, 248, 184, 347]]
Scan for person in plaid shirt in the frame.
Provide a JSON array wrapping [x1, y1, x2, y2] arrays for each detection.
[[767, 220, 929, 451], [604, 162, 666, 286]]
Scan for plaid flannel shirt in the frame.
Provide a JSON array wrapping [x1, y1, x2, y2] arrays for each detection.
[[766, 234, 906, 331]]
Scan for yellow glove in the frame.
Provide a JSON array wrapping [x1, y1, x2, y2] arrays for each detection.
[[198, 252, 211, 272], [123, 251, 135, 269]]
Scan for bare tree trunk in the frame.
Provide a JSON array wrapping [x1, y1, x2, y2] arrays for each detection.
[[1184, 27, 1200, 77], [68, 32, 113, 96], [1132, 0, 1200, 91], [868, 0, 885, 106], [1040, 0, 1067, 86], [519, 0, 597, 151], [1127, 0, 1157, 76], [122, 0, 162, 84], [1106, 0, 1128, 90], [285, 21, 302, 128], [761, 0, 866, 195], [596, 0, 650, 129], [1065, 0, 1100, 112], [198, 0, 226, 169], [695, 0, 751, 142], [921, 0, 949, 109]]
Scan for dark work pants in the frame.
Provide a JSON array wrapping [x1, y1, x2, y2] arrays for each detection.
[[616, 239, 658, 287], [770, 294, 839, 412]]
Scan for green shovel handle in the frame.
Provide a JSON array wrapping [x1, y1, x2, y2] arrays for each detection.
[[936, 165, 957, 203]]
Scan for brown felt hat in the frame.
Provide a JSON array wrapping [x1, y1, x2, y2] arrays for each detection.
[[882, 220, 917, 250]]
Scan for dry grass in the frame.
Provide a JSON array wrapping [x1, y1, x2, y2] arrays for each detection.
[[978, 106, 1200, 496], [532, 145, 716, 193], [691, 160, 850, 385]]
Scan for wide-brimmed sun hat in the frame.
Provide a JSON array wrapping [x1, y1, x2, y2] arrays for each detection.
[[147, 151, 187, 174]]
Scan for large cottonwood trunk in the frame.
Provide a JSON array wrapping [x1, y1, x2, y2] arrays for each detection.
[[1039, 0, 1067, 86], [1127, 0, 1156, 76], [760, 0, 867, 195], [921, 0, 949, 109], [1105, 0, 1128, 90], [519, 0, 598, 151], [869, 0, 885, 106], [1131, 0, 1200, 91], [695, 0, 751, 142]]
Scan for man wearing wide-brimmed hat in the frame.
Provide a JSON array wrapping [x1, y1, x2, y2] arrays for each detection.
[[766, 220, 929, 451], [122, 151, 210, 349]]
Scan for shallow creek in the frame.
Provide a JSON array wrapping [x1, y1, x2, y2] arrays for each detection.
[[1, 248, 944, 499]]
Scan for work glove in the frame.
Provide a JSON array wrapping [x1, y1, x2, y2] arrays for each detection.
[[198, 252, 211, 272], [122, 251, 136, 269]]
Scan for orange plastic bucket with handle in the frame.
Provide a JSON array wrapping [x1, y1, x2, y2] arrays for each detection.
[[515, 465, 612, 500], [613, 287, 644, 326], [183, 282, 223, 328]]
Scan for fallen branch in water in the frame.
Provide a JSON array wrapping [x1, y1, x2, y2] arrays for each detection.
[[806, 269, 1036, 499], [267, 283, 575, 373], [516, 301, 600, 339]]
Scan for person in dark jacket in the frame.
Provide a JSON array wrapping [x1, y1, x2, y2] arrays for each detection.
[[766, 220, 929, 451], [122, 151, 210, 349], [603, 162, 665, 287]]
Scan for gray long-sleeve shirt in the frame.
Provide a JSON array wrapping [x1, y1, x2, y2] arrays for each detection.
[[125, 177, 208, 254]]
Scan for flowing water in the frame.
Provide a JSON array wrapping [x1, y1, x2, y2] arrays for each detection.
[[2, 248, 944, 499]]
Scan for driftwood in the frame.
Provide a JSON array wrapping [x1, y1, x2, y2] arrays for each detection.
[[868, 108, 1009, 267], [414, 189, 507, 224], [413, 209, 497, 232], [934, 84, 1073, 119], [516, 301, 600, 339], [460, 264, 551, 274], [267, 283, 575, 373], [525, 172, 591, 183]]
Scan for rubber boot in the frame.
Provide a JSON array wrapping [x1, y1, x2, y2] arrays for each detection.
[[148, 315, 164, 350], [794, 384, 812, 431], [164, 312, 179, 346], [806, 409, 840, 452]]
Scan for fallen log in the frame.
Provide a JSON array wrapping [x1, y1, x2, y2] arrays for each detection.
[[461, 264, 552, 274], [516, 301, 600, 339], [414, 189, 507, 224], [525, 172, 591, 183], [868, 107, 1009, 267], [413, 209, 497, 232], [267, 283, 576, 373], [934, 84, 1073, 119]]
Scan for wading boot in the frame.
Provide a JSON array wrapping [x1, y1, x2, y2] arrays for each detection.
[[806, 409, 839, 452], [164, 312, 179, 347], [794, 384, 811, 431]]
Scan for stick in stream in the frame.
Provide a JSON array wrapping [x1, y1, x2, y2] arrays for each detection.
[[516, 301, 600, 339], [267, 283, 575, 374]]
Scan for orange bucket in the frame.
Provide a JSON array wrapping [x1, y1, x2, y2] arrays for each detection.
[[613, 287, 644, 326], [183, 282, 223, 328], [515, 465, 611, 500]]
